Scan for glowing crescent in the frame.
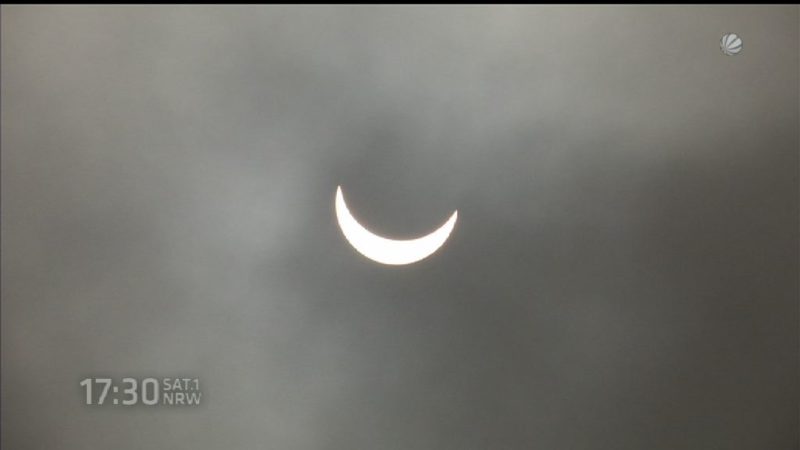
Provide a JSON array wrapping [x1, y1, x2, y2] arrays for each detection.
[[335, 186, 458, 265]]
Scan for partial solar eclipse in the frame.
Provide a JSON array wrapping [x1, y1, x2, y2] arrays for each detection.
[[334, 186, 458, 265]]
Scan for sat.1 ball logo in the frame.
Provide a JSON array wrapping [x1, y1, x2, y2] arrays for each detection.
[[720, 33, 743, 56]]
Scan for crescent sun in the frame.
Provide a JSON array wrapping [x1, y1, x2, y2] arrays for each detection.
[[334, 186, 458, 265]]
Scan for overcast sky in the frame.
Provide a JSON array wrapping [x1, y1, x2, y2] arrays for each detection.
[[2, 6, 798, 449]]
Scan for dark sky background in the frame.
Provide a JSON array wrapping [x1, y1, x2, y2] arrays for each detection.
[[2, 6, 798, 450]]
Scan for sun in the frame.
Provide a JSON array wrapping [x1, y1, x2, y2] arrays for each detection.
[[334, 186, 458, 265]]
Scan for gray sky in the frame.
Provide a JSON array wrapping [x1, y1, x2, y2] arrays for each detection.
[[2, 6, 798, 449]]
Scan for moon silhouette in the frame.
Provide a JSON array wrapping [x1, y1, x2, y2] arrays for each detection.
[[334, 186, 458, 265]]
